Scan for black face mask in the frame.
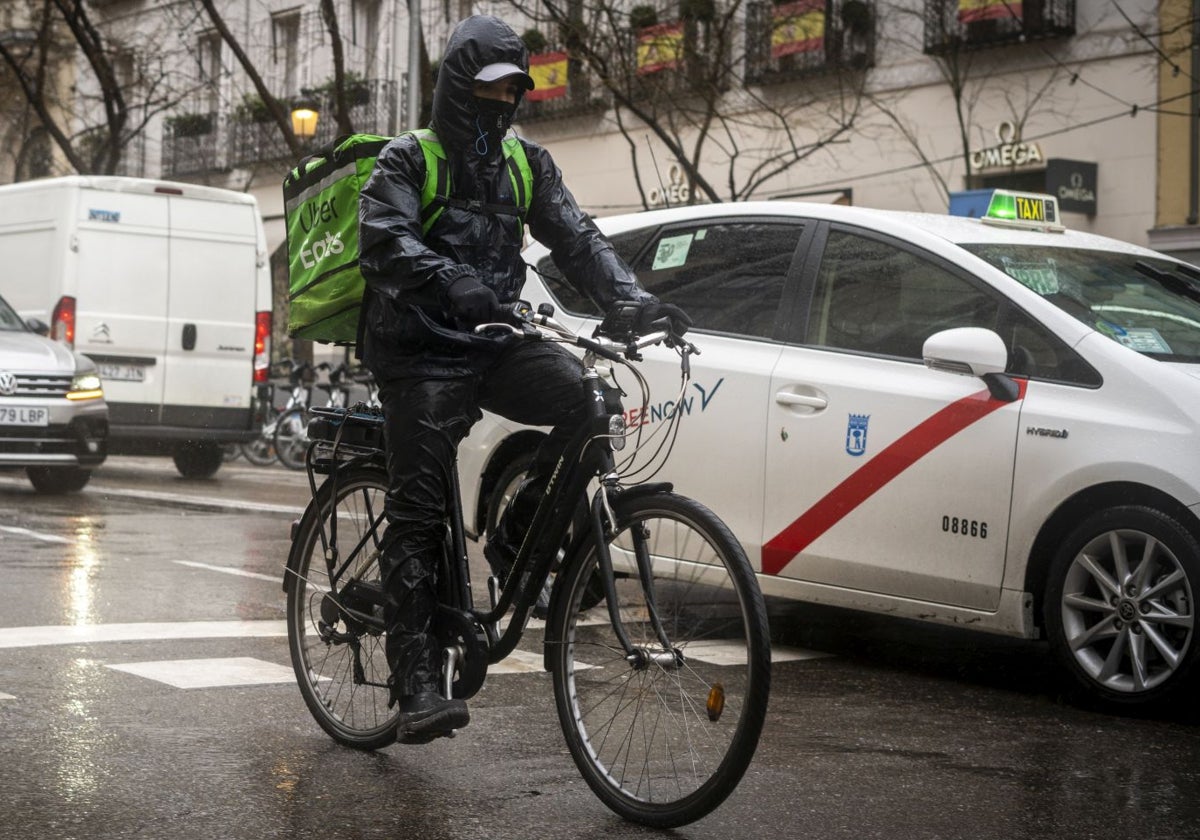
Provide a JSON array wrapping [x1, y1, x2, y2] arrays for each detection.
[[472, 96, 518, 156]]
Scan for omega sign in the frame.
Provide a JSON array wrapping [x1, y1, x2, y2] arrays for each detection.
[[648, 164, 691, 206], [970, 121, 1044, 171]]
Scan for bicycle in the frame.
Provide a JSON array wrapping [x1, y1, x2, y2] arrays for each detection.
[[283, 302, 771, 828], [241, 361, 314, 467], [274, 361, 342, 471]]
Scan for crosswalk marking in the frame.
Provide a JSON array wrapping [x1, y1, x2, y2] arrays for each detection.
[[107, 657, 295, 689], [0, 620, 286, 649]]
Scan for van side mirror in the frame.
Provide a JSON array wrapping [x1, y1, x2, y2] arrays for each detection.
[[922, 327, 1020, 402], [26, 318, 50, 336]]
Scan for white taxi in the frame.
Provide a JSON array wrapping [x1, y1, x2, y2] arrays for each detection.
[[458, 191, 1200, 709]]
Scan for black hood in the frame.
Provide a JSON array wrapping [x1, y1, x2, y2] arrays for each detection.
[[431, 16, 530, 152]]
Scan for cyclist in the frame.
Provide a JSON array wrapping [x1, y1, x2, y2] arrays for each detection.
[[358, 14, 689, 742]]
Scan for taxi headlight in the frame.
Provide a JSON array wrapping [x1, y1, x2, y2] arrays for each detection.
[[67, 372, 104, 400], [608, 414, 626, 451]]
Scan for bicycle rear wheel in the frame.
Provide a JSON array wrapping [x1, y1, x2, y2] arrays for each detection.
[[286, 465, 399, 750], [550, 491, 771, 828], [274, 408, 308, 470], [240, 433, 276, 466]]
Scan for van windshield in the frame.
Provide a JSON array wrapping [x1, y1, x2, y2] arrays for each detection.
[[0, 295, 25, 332], [963, 244, 1200, 363]]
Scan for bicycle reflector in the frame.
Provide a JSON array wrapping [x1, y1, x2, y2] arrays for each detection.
[[608, 414, 626, 450], [707, 681, 726, 722]]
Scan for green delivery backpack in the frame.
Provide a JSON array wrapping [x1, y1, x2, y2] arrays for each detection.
[[283, 129, 533, 345]]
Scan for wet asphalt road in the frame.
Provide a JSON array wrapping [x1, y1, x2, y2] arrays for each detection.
[[1, 456, 1199, 839]]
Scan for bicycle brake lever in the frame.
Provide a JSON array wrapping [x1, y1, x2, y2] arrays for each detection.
[[472, 322, 524, 338]]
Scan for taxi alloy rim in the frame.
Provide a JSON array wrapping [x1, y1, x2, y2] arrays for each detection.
[[1060, 528, 1195, 694]]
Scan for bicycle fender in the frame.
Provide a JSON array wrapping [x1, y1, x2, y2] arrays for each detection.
[[542, 481, 675, 671]]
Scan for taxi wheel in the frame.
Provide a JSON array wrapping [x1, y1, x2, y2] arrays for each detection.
[[1045, 505, 1200, 708], [485, 456, 532, 538]]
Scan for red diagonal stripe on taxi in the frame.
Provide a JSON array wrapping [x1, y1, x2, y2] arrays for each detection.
[[761, 381, 1027, 576]]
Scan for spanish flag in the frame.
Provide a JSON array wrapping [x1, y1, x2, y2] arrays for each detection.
[[771, 0, 825, 58], [958, 0, 1022, 23], [527, 51, 569, 101], [637, 22, 684, 75]]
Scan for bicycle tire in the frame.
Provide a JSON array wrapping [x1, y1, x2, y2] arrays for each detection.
[[240, 435, 276, 466], [286, 465, 400, 750], [550, 491, 771, 828], [274, 407, 309, 471]]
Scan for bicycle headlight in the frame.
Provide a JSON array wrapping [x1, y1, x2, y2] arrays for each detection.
[[608, 413, 626, 450]]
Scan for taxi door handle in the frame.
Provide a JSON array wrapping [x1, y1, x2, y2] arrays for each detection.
[[775, 391, 828, 410]]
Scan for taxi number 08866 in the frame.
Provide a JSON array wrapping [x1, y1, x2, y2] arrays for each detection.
[[942, 516, 988, 539]]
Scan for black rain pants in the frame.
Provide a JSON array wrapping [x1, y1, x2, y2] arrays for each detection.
[[375, 339, 591, 698]]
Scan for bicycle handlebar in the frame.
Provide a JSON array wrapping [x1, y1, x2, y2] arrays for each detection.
[[475, 301, 698, 364]]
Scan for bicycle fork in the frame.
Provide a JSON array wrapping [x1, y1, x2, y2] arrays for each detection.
[[589, 481, 683, 671]]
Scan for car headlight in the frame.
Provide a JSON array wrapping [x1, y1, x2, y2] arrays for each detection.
[[67, 371, 104, 401]]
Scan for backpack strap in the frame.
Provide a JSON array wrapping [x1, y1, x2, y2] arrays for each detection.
[[409, 129, 534, 235]]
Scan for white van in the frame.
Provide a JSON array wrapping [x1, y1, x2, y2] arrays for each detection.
[[0, 176, 273, 478]]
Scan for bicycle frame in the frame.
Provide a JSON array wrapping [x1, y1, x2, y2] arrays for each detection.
[[293, 316, 693, 696]]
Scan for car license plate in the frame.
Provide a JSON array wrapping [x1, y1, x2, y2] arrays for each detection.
[[99, 362, 146, 382], [0, 406, 49, 426]]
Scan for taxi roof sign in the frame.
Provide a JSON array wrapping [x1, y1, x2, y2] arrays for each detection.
[[981, 190, 1065, 232]]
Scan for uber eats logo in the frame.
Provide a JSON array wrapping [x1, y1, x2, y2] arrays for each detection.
[[301, 231, 345, 269], [297, 196, 345, 270]]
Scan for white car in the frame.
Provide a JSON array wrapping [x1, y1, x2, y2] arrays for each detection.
[[458, 191, 1200, 709]]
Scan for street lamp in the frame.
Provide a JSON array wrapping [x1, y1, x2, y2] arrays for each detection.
[[291, 99, 320, 141]]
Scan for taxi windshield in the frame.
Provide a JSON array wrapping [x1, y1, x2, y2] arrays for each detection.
[[963, 244, 1200, 362]]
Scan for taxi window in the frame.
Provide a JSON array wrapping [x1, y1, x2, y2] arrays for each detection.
[[965, 244, 1200, 363], [809, 229, 999, 358], [628, 221, 801, 339], [809, 230, 1101, 385], [535, 228, 654, 317]]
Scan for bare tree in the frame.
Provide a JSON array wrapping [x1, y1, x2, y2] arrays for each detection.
[[506, 0, 870, 206], [0, 0, 200, 177]]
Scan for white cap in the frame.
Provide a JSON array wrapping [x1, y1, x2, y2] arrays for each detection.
[[474, 62, 535, 90]]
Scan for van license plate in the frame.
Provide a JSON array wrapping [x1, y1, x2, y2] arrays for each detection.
[[0, 406, 49, 426], [99, 363, 146, 382]]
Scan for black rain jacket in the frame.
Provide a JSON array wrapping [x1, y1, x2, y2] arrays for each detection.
[[357, 15, 651, 379]]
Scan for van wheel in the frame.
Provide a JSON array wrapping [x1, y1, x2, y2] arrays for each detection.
[[485, 456, 533, 537], [26, 466, 92, 494], [174, 442, 223, 479]]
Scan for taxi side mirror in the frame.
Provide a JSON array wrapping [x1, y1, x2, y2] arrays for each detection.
[[922, 327, 1008, 377], [923, 328, 1020, 402]]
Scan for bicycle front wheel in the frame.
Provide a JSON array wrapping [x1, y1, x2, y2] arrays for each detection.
[[287, 465, 399, 750], [274, 408, 309, 470], [550, 491, 771, 828]]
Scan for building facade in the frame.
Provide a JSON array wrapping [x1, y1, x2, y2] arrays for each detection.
[[2, 0, 1193, 282]]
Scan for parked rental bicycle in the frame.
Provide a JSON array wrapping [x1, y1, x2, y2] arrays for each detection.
[[274, 360, 355, 471], [240, 360, 315, 467], [283, 302, 771, 828]]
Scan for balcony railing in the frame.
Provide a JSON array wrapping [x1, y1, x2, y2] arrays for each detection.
[[923, 0, 1074, 54], [163, 78, 397, 173], [162, 112, 223, 177], [746, 0, 875, 86]]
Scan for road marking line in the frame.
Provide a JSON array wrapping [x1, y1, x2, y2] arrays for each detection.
[[107, 657, 295, 689], [0, 525, 71, 544], [175, 560, 281, 583], [87, 484, 305, 516], [0, 691, 14, 700], [0, 620, 286, 649]]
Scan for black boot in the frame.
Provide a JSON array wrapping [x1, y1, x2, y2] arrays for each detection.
[[396, 690, 470, 743]]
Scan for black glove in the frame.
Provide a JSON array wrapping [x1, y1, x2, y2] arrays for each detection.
[[445, 276, 499, 325], [635, 302, 692, 336]]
